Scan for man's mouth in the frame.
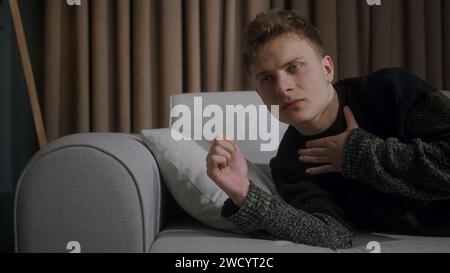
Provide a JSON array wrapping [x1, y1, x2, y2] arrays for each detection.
[[282, 99, 304, 110]]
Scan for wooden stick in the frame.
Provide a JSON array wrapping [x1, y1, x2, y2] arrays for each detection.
[[9, 0, 47, 149]]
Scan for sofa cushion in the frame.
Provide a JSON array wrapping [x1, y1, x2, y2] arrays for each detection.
[[151, 223, 450, 253], [140, 128, 277, 234]]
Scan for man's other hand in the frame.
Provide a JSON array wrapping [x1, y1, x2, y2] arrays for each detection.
[[297, 106, 359, 175]]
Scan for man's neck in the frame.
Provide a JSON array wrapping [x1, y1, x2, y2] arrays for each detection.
[[294, 86, 340, 136]]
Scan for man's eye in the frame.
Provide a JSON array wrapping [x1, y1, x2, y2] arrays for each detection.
[[288, 63, 305, 73], [261, 75, 274, 83]]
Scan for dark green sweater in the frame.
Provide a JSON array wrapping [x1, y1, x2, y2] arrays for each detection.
[[221, 68, 450, 249]]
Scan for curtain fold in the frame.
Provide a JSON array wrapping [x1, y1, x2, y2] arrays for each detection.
[[43, 0, 61, 142], [160, 0, 183, 127], [41, 0, 450, 141], [184, 0, 201, 92], [131, 0, 152, 131], [116, 0, 131, 133]]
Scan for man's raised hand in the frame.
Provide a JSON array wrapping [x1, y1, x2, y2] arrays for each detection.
[[206, 134, 250, 206]]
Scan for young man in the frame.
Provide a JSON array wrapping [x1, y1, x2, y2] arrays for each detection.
[[206, 10, 450, 249]]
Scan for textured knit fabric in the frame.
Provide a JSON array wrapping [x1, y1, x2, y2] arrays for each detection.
[[221, 182, 353, 249], [221, 68, 450, 248], [342, 92, 450, 199]]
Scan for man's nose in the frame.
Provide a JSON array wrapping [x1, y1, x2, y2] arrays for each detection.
[[275, 72, 294, 96]]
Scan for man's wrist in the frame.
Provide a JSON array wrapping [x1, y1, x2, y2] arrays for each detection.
[[231, 179, 250, 207]]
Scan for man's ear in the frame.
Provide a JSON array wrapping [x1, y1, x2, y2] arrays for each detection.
[[322, 55, 334, 83]]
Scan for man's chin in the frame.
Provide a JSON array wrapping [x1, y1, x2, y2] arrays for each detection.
[[283, 114, 311, 127]]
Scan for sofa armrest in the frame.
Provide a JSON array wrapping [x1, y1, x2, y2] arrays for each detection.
[[15, 133, 162, 253]]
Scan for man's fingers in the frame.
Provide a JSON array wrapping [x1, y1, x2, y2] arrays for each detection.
[[212, 146, 232, 164], [344, 106, 359, 130], [216, 133, 235, 144], [215, 134, 236, 153], [210, 154, 228, 169], [297, 148, 327, 156], [214, 138, 236, 154], [305, 137, 332, 148], [299, 155, 330, 164], [305, 164, 337, 175]]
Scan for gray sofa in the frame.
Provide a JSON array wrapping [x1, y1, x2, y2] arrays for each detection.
[[15, 90, 450, 253]]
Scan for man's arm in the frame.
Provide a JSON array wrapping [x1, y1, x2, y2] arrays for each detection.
[[221, 153, 353, 250], [221, 181, 353, 249], [206, 134, 352, 249], [342, 91, 450, 200]]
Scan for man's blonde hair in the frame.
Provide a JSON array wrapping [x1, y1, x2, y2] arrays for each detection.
[[244, 9, 325, 74]]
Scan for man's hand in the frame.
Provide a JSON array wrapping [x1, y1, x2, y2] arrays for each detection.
[[206, 134, 250, 206], [298, 106, 359, 175]]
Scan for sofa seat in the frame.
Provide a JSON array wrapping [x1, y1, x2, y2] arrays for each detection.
[[151, 222, 450, 253]]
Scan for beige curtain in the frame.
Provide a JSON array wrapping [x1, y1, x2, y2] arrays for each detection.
[[42, 0, 450, 141]]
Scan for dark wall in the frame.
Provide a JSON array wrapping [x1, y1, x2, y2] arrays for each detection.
[[0, 0, 43, 253]]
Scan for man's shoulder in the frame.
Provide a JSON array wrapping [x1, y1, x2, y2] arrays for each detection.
[[366, 68, 435, 90], [335, 68, 439, 139], [337, 68, 417, 86], [368, 67, 411, 79], [335, 67, 436, 105], [336, 68, 436, 91]]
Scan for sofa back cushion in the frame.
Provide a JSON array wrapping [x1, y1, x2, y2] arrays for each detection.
[[170, 91, 289, 165]]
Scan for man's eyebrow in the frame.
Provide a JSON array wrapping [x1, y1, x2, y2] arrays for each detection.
[[282, 57, 305, 68], [256, 70, 271, 79], [256, 57, 305, 79]]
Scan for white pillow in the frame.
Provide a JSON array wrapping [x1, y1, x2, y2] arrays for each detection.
[[140, 128, 277, 234]]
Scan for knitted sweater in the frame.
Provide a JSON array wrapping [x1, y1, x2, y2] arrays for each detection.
[[221, 68, 450, 249]]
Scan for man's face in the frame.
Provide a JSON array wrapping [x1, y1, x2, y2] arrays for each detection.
[[252, 33, 335, 127]]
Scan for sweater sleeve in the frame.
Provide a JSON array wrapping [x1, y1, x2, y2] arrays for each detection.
[[342, 91, 450, 200], [221, 182, 353, 249]]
